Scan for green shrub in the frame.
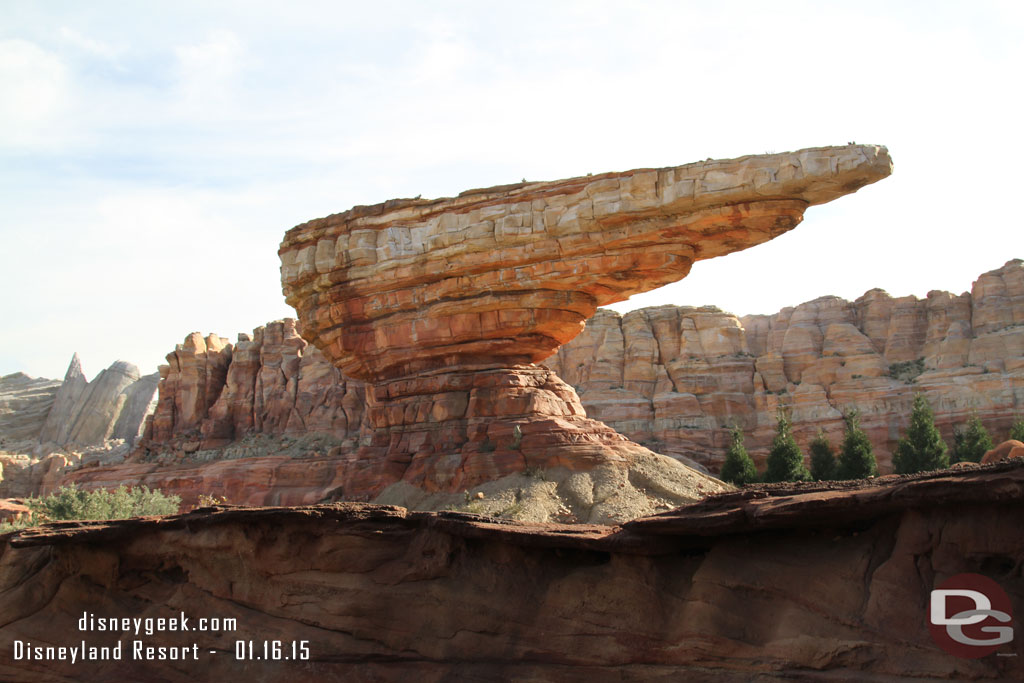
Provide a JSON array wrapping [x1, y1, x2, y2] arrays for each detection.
[[1009, 417, 1024, 443], [888, 358, 925, 383], [764, 410, 811, 483], [951, 414, 994, 463], [27, 485, 180, 523], [836, 408, 878, 480], [892, 394, 949, 474], [719, 426, 758, 485], [809, 430, 837, 481]]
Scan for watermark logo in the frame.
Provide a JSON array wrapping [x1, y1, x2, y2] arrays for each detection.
[[929, 573, 1014, 658]]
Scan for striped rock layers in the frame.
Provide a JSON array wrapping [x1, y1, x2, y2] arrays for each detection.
[[279, 145, 892, 494]]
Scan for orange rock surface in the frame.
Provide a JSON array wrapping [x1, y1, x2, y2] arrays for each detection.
[[982, 439, 1024, 464], [277, 145, 891, 491]]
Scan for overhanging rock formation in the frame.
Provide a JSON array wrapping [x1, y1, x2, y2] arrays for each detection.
[[279, 145, 892, 496]]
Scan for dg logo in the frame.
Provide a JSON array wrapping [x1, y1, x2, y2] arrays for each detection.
[[929, 573, 1015, 658]]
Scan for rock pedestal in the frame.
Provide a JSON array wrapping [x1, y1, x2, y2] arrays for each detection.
[[280, 145, 892, 493], [350, 364, 641, 494]]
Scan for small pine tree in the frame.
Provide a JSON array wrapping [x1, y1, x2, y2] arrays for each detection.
[[1009, 417, 1024, 443], [892, 394, 949, 474], [809, 430, 837, 481], [836, 408, 878, 480], [764, 410, 811, 482], [720, 426, 758, 485], [950, 426, 966, 464], [953, 414, 994, 463]]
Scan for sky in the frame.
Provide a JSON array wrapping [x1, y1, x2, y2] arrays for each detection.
[[1, 0, 1022, 381]]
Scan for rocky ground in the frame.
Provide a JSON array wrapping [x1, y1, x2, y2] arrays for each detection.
[[373, 448, 729, 524], [1, 459, 1021, 681]]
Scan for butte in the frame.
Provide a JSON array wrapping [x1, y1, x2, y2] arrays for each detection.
[[279, 144, 892, 505]]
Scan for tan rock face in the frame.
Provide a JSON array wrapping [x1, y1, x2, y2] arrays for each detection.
[[0, 373, 60, 444], [0, 354, 157, 455], [278, 145, 891, 490], [142, 319, 366, 453], [553, 259, 1024, 473], [0, 498, 29, 524], [37, 354, 160, 448]]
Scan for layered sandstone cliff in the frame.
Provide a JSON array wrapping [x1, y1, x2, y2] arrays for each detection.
[[552, 259, 1024, 471], [48, 259, 1022, 507], [276, 144, 891, 495], [2, 461, 1021, 681], [142, 319, 366, 452], [5, 146, 900, 505]]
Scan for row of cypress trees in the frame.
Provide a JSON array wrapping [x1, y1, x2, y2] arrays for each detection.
[[719, 398, 1024, 485]]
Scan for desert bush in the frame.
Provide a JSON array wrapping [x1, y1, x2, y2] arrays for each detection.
[[194, 493, 229, 508], [28, 485, 180, 523], [892, 394, 949, 474], [888, 358, 925, 383]]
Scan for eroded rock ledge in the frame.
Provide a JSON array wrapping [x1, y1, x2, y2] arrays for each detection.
[[2, 460, 1021, 681]]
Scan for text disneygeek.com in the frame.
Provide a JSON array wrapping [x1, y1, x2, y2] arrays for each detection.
[[11, 611, 311, 663]]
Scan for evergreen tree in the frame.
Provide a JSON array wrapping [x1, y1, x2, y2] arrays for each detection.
[[836, 408, 878, 480], [1010, 417, 1024, 443], [719, 426, 758, 485], [764, 410, 811, 482], [809, 430, 837, 481], [892, 394, 949, 474], [950, 426, 966, 464], [952, 414, 994, 463]]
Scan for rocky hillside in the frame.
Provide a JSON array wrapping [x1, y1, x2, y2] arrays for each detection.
[[139, 261, 1022, 478], [552, 259, 1024, 471], [0, 373, 61, 445], [3, 261, 1020, 505], [0, 355, 158, 498]]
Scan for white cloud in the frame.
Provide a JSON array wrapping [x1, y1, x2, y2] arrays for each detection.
[[0, 39, 70, 148], [58, 26, 121, 60], [173, 30, 243, 113], [410, 20, 474, 85], [1, 1, 1022, 378]]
